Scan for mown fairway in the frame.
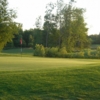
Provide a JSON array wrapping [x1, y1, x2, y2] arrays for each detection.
[[0, 57, 100, 100]]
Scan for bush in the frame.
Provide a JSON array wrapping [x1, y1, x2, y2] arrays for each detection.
[[57, 47, 67, 57], [33, 45, 100, 59], [90, 50, 97, 58], [96, 46, 100, 58], [75, 52, 84, 58], [84, 49, 91, 58], [66, 53, 74, 58], [34, 44, 45, 57], [45, 47, 58, 57]]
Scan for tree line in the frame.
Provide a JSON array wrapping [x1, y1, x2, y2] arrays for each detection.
[[89, 34, 100, 44], [1, 0, 99, 52]]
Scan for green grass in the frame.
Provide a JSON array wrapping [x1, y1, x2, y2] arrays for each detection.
[[0, 48, 33, 57], [0, 57, 100, 100]]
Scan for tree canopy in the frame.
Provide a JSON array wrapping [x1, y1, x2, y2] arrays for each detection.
[[0, 0, 20, 50], [3, 0, 91, 52], [42, 0, 89, 51]]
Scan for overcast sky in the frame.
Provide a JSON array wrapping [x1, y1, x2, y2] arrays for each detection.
[[8, 0, 100, 35]]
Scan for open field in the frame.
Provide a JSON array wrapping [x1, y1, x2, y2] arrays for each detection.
[[0, 57, 100, 100]]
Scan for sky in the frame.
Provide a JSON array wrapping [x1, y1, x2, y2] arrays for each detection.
[[7, 0, 100, 35]]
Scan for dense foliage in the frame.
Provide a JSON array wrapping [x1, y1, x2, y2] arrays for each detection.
[[89, 34, 100, 44], [3, 0, 99, 53], [33, 44, 100, 58], [4, 0, 91, 52], [0, 0, 21, 50]]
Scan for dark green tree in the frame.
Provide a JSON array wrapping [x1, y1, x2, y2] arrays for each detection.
[[32, 28, 43, 48], [89, 34, 100, 44], [13, 26, 23, 47], [23, 29, 34, 47]]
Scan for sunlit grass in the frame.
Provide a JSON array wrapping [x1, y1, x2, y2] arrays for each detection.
[[0, 57, 100, 100]]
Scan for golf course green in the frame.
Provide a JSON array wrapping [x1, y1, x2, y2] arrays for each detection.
[[0, 57, 100, 100]]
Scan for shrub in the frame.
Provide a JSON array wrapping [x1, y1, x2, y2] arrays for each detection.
[[75, 52, 84, 58], [90, 50, 97, 58], [84, 49, 91, 58], [45, 47, 58, 57], [34, 44, 45, 57], [96, 46, 100, 58], [57, 47, 67, 57], [66, 53, 74, 58]]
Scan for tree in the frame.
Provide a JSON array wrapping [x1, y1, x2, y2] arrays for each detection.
[[32, 28, 43, 48], [28, 34, 34, 47], [13, 26, 23, 47], [43, 2, 55, 47], [0, 0, 19, 50], [23, 29, 33, 47], [58, 1, 89, 51], [35, 16, 42, 29], [89, 33, 100, 44], [71, 8, 89, 49], [56, 0, 64, 47]]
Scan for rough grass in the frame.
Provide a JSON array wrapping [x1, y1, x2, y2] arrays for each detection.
[[0, 57, 100, 100]]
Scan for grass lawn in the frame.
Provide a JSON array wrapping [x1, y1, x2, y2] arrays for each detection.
[[0, 57, 100, 100], [0, 48, 33, 57]]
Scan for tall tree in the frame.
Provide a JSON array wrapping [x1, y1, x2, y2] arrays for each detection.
[[58, 0, 89, 51], [35, 16, 42, 29], [0, 0, 19, 50], [23, 29, 33, 47], [32, 29, 43, 47], [43, 2, 55, 47], [56, 0, 64, 47]]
